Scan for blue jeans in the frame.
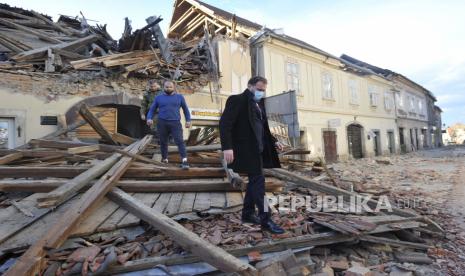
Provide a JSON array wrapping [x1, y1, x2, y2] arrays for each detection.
[[157, 119, 187, 160]]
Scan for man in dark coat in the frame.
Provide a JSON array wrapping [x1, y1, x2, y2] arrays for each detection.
[[219, 76, 285, 234]]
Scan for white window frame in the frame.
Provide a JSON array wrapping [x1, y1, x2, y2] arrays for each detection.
[[408, 94, 415, 112], [321, 71, 334, 100], [384, 92, 393, 111], [395, 93, 403, 107], [348, 79, 359, 105], [286, 59, 300, 94], [368, 84, 379, 107]]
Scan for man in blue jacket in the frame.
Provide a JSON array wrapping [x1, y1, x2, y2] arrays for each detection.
[[147, 80, 191, 169]]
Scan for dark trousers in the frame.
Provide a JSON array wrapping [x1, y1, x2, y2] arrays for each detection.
[[242, 173, 270, 224], [157, 119, 187, 160]]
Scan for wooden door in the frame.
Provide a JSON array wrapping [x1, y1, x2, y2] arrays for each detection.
[[323, 130, 337, 163], [347, 124, 363, 158], [387, 131, 395, 154]]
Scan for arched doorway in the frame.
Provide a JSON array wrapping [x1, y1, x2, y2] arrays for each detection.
[[65, 93, 144, 139], [347, 124, 363, 158]]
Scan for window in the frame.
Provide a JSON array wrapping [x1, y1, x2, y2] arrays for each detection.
[[286, 60, 299, 94], [384, 92, 393, 111], [348, 79, 359, 104], [418, 98, 423, 114], [321, 72, 334, 99], [396, 93, 403, 107], [368, 85, 379, 107], [408, 95, 415, 112]]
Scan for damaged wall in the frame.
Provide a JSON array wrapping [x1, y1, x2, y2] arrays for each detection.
[[0, 72, 146, 146]]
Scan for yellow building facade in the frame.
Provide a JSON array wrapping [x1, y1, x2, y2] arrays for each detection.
[[251, 31, 398, 161]]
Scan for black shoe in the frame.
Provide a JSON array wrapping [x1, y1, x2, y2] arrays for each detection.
[[261, 220, 285, 234], [241, 213, 261, 224]]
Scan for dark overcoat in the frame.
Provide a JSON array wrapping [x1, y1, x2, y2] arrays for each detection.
[[219, 89, 281, 174]]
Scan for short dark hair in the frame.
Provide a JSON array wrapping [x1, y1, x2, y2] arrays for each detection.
[[147, 79, 158, 85], [248, 76, 267, 86]]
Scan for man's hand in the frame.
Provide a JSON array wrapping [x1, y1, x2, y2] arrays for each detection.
[[275, 141, 284, 152], [223, 149, 234, 164], [147, 119, 153, 126], [185, 121, 191, 128], [141, 114, 146, 121]]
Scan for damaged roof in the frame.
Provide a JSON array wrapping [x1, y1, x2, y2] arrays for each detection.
[[341, 54, 437, 101], [168, 0, 262, 39]]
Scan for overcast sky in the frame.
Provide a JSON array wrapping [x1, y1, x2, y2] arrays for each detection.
[[4, 0, 464, 126]]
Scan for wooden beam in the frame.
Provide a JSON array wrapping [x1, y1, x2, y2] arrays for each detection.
[[0, 8, 35, 20], [0, 178, 284, 193], [11, 34, 99, 62], [0, 166, 226, 179], [29, 139, 121, 151], [181, 16, 206, 39], [78, 103, 117, 145], [4, 135, 152, 276], [157, 144, 221, 154], [67, 144, 100, 155], [169, 6, 195, 33], [107, 188, 257, 274], [0, 18, 62, 44], [111, 148, 165, 167], [29, 9, 74, 36], [108, 232, 352, 274], [111, 132, 136, 145], [146, 16, 173, 63], [0, 32, 33, 51], [0, 36, 24, 53], [50, 48, 86, 59], [35, 151, 123, 208], [0, 152, 23, 165], [359, 235, 431, 250], [0, 149, 64, 158]]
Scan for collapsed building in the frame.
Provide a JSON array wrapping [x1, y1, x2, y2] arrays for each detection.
[[0, 1, 457, 276]]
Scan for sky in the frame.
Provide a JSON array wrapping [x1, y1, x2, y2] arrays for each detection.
[[3, 0, 464, 126]]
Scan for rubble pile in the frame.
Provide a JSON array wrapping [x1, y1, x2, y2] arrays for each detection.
[[0, 4, 215, 91]]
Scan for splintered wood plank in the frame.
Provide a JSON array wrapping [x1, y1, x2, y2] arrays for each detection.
[[4, 136, 152, 276], [0, 193, 50, 244], [164, 193, 183, 216], [71, 197, 119, 236], [77, 104, 117, 144], [178, 192, 196, 214], [152, 193, 172, 214], [0, 152, 23, 165], [193, 192, 211, 211], [117, 193, 159, 228], [0, 195, 81, 251], [225, 192, 243, 208], [97, 193, 135, 232], [107, 188, 257, 274], [210, 192, 226, 208]]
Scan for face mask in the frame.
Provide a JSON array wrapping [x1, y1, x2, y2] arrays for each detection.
[[253, 89, 265, 102]]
